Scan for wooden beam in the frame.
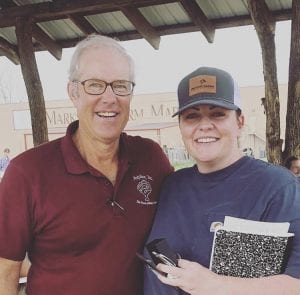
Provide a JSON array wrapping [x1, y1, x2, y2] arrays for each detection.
[[0, 0, 16, 9], [15, 17, 49, 146], [69, 14, 98, 35], [0, 0, 177, 26], [0, 0, 62, 61], [0, 36, 19, 64], [120, 5, 160, 49], [0, 5, 293, 59], [32, 25, 62, 60], [0, 0, 293, 31], [179, 0, 215, 43], [28, 9, 292, 53]]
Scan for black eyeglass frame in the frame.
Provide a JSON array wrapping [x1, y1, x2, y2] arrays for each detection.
[[73, 79, 135, 96]]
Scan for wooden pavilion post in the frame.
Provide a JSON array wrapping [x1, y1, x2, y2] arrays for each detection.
[[284, 0, 300, 159], [247, 0, 282, 164], [15, 17, 49, 146]]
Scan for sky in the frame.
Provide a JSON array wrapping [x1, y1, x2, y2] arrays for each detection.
[[0, 20, 291, 103]]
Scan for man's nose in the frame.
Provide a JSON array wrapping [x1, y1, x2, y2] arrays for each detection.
[[100, 85, 117, 103]]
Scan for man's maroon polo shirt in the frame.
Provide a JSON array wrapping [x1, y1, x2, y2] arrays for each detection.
[[0, 121, 173, 295]]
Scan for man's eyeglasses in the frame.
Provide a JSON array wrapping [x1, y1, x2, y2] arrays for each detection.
[[73, 79, 135, 96]]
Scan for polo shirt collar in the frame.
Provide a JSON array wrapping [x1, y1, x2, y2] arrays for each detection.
[[61, 120, 132, 175]]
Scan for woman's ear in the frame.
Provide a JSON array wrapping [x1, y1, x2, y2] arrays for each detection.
[[237, 114, 245, 129]]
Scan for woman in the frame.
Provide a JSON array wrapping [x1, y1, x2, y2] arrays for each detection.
[[143, 67, 300, 294], [284, 155, 300, 178]]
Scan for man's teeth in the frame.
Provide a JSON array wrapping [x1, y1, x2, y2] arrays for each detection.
[[196, 137, 217, 143], [97, 112, 117, 117]]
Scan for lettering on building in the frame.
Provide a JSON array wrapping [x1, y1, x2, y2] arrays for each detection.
[[46, 109, 78, 127], [129, 108, 144, 121], [151, 104, 178, 118]]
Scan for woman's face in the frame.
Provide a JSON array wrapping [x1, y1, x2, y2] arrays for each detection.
[[179, 104, 244, 173]]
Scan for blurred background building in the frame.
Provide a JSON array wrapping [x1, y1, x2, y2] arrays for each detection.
[[0, 84, 289, 166]]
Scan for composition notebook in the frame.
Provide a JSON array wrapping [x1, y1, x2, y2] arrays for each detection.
[[209, 216, 294, 278]]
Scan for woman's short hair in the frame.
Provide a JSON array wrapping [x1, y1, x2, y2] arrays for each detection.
[[284, 156, 299, 169]]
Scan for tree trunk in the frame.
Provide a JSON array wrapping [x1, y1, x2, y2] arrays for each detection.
[[283, 0, 300, 160], [247, 0, 282, 164], [15, 17, 48, 146]]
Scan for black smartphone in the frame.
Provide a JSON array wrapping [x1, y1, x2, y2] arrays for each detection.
[[146, 238, 179, 267], [136, 252, 166, 276]]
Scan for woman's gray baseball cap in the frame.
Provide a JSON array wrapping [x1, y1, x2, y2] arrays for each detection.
[[172, 67, 241, 117]]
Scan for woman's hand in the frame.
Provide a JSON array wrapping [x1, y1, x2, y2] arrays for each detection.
[[156, 259, 226, 295]]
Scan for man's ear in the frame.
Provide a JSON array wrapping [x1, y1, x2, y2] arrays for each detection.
[[68, 82, 78, 102]]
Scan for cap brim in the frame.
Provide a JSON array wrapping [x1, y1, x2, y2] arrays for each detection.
[[172, 98, 239, 117]]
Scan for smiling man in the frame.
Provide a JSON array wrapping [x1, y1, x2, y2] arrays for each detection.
[[144, 67, 300, 295], [0, 35, 173, 295]]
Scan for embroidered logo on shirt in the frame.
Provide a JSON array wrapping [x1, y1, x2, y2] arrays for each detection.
[[133, 174, 156, 205], [137, 179, 152, 201]]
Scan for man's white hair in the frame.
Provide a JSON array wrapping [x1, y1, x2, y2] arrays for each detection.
[[68, 34, 135, 81]]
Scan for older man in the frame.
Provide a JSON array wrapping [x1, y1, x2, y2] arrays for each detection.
[[0, 35, 173, 295]]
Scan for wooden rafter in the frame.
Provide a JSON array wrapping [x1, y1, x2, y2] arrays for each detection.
[[0, 36, 19, 64], [0, 0, 176, 27], [0, 3, 292, 28], [32, 8, 290, 51], [69, 14, 98, 35], [0, 0, 16, 9], [0, 0, 61, 61], [179, 0, 215, 43], [120, 5, 160, 49], [32, 25, 62, 60], [0, 0, 294, 57], [0, 1, 293, 39], [0, 48, 18, 65]]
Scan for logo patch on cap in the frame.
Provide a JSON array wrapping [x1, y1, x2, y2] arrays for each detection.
[[189, 75, 216, 96]]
